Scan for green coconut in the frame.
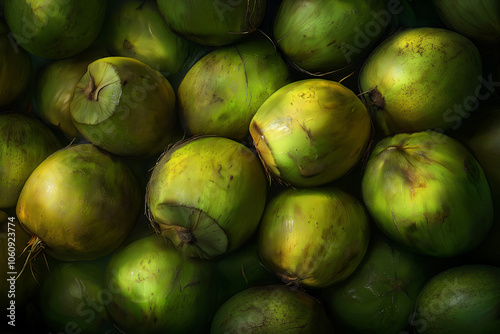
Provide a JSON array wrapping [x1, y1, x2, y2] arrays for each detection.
[[321, 232, 436, 334], [104, 234, 217, 334], [178, 37, 291, 141], [0, 19, 30, 107], [258, 187, 370, 289], [146, 136, 267, 260], [249, 78, 372, 187], [273, 0, 389, 74], [156, 0, 266, 46], [0, 113, 62, 210], [361, 130, 493, 258], [359, 27, 482, 135], [4, 0, 107, 59], [210, 284, 335, 333], [35, 50, 107, 140], [413, 265, 500, 333], [16, 144, 141, 262], [39, 260, 117, 334], [70, 56, 177, 157], [106, 0, 195, 76], [431, 0, 500, 48]]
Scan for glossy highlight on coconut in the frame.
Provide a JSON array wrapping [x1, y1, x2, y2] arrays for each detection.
[[16, 144, 141, 262]]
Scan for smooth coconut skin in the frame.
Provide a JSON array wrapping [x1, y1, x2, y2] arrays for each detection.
[[106, 0, 194, 76], [178, 37, 291, 141], [413, 265, 500, 333], [156, 0, 266, 46], [361, 130, 493, 258], [0, 113, 62, 210], [36, 50, 107, 140], [146, 136, 267, 259], [274, 0, 388, 74], [210, 284, 335, 333], [359, 27, 482, 135], [70, 56, 177, 157], [104, 234, 217, 334], [4, 0, 107, 59], [321, 233, 435, 334], [16, 144, 141, 261], [431, 0, 500, 47], [250, 78, 371, 187], [258, 187, 370, 289], [0, 20, 30, 106], [39, 261, 114, 334]]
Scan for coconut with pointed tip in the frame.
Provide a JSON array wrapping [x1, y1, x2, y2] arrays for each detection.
[[70, 56, 177, 157], [146, 136, 267, 260]]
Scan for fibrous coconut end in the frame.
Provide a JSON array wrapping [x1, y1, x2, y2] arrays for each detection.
[[71, 61, 122, 125]]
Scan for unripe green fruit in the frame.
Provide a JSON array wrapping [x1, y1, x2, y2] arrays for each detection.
[[39, 260, 115, 334], [431, 0, 500, 47], [321, 233, 435, 334], [250, 78, 371, 187], [0, 113, 62, 210], [211, 284, 335, 333], [70, 56, 177, 157], [4, 0, 107, 59], [178, 37, 291, 141], [146, 136, 267, 259], [258, 187, 370, 288], [106, 0, 194, 76], [274, 0, 389, 74], [105, 234, 217, 334], [156, 0, 266, 46], [361, 130, 493, 257], [413, 265, 500, 333], [359, 27, 482, 135], [36, 50, 107, 140], [16, 144, 141, 261]]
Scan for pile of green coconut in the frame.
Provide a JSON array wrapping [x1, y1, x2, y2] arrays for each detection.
[[1, 0, 500, 333]]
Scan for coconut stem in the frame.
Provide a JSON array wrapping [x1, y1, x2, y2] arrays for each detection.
[[82, 74, 99, 102], [177, 227, 197, 245], [369, 88, 385, 109], [278, 273, 301, 290]]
